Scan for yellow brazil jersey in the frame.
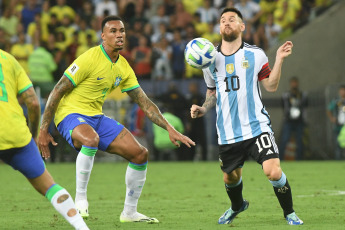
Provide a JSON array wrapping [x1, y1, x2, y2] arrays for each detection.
[[0, 50, 33, 150], [54, 45, 140, 125]]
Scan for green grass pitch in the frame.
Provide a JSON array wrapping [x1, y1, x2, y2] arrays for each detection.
[[0, 161, 344, 229]]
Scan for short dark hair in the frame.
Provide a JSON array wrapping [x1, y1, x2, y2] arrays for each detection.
[[220, 7, 243, 21], [101, 15, 123, 32]]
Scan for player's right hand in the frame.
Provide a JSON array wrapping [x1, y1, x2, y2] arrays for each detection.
[[38, 129, 58, 159], [190, 104, 206, 118]]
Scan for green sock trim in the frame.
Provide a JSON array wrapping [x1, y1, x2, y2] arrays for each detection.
[[128, 161, 148, 171], [45, 184, 64, 201], [80, 145, 97, 156]]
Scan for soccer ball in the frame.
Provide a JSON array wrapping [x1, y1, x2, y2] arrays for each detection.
[[184, 38, 216, 69]]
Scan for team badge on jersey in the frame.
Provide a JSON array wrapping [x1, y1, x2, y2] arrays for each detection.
[[68, 63, 79, 76], [114, 76, 122, 87], [241, 57, 249, 69], [226, 64, 234, 74]]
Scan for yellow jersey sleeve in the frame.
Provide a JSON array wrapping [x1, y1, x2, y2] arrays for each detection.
[[0, 50, 32, 150], [119, 57, 139, 93], [64, 51, 91, 87]]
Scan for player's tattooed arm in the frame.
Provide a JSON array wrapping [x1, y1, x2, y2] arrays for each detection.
[[40, 75, 74, 131], [202, 88, 217, 112], [20, 87, 40, 138], [127, 87, 168, 130]]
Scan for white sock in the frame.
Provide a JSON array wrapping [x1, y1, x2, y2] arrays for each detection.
[[123, 162, 148, 215], [46, 184, 89, 230], [75, 145, 97, 202]]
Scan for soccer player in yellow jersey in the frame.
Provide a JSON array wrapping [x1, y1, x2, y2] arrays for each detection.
[[0, 49, 89, 230], [38, 16, 195, 223]]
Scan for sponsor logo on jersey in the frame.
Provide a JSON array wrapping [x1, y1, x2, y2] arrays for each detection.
[[266, 149, 274, 155], [69, 63, 79, 76], [226, 64, 234, 74], [114, 76, 122, 87], [241, 57, 249, 69]]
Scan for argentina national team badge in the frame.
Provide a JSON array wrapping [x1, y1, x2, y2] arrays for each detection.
[[226, 64, 234, 74], [114, 76, 122, 87], [241, 57, 249, 69]]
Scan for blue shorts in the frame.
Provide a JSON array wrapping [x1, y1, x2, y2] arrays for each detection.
[[0, 138, 45, 179], [57, 113, 124, 151]]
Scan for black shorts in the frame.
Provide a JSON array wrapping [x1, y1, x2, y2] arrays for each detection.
[[219, 132, 279, 174]]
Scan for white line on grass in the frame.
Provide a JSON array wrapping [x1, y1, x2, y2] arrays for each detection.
[[296, 190, 345, 198]]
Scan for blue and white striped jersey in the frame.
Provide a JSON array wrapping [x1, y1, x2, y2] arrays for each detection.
[[203, 42, 272, 145]]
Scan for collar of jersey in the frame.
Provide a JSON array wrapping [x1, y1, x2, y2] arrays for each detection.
[[217, 41, 244, 56], [100, 44, 119, 64]]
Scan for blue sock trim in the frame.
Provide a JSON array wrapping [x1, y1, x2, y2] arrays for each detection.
[[269, 172, 286, 188], [45, 183, 56, 195], [81, 145, 98, 149], [225, 177, 242, 188], [129, 161, 148, 166]]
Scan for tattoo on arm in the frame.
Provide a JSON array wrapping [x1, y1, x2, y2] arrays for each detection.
[[21, 87, 40, 138], [127, 87, 168, 130], [41, 76, 74, 131], [202, 89, 217, 112]]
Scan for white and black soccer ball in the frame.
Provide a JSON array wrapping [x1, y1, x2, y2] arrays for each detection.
[[184, 38, 216, 69]]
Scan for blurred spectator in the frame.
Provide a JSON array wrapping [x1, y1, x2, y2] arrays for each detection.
[[174, 1, 193, 29], [182, 0, 204, 15], [327, 85, 345, 160], [49, 0, 75, 22], [193, 12, 209, 37], [56, 15, 76, 49], [184, 23, 203, 79], [46, 33, 65, 82], [131, 35, 152, 79], [76, 34, 96, 57], [151, 23, 173, 45], [28, 41, 57, 95], [259, 0, 278, 25], [78, 1, 94, 28], [186, 81, 207, 161], [279, 77, 308, 161], [196, 0, 219, 24], [149, 4, 170, 35], [160, 82, 188, 123], [153, 104, 184, 161], [27, 13, 49, 43], [66, 31, 79, 65], [273, 0, 299, 40], [126, 102, 148, 147], [0, 28, 10, 51], [142, 22, 153, 47], [95, 0, 118, 18], [40, 0, 51, 28], [21, 0, 41, 32], [235, 0, 262, 43], [202, 22, 221, 46], [10, 32, 34, 74], [0, 8, 19, 38], [254, 13, 282, 50], [163, 0, 176, 16], [151, 37, 173, 81], [47, 13, 60, 34], [171, 29, 187, 79], [77, 19, 99, 46], [10, 23, 31, 44]]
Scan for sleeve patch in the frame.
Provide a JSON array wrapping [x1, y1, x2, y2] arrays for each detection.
[[68, 63, 79, 76]]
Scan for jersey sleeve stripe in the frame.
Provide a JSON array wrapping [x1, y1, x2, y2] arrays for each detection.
[[64, 73, 76, 86], [18, 83, 33, 94], [121, 84, 140, 93]]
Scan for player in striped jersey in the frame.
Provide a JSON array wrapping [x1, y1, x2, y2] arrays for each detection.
[[0, 49, 89, 230], [190, 7, 303, 225]]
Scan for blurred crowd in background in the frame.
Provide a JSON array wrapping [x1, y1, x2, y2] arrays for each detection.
[[0, 0, 338, 162]]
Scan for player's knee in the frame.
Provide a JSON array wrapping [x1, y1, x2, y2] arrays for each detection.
[[132, 146, 148, 164], [82, 134, 99, 147], [223, 173, 241, 185], [265, 168, 282, 181]]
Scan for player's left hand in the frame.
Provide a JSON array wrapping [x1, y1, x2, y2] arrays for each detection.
[[276, 41, 293, 60], [167, 125, 195, 148]]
